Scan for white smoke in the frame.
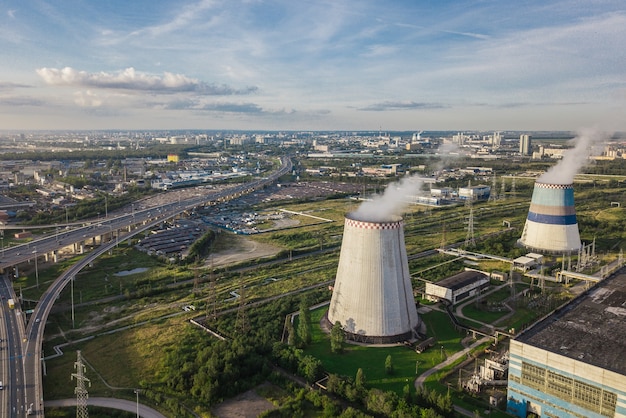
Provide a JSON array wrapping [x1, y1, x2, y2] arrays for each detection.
[[352, 175, 426, 222], [538, 127, 607, 184], [434, 140, 461, 174]]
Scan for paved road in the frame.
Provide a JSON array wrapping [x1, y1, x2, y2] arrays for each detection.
[[45, 397, 166, 418], [1, 155, 292, 417]]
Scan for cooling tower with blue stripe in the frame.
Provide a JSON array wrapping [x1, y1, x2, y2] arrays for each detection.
[[519, 182, 581, 253]]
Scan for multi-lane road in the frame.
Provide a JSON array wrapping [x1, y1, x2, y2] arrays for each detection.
[[0, 156, 292, 417]]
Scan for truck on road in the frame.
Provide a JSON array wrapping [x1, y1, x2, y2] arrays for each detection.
[[7, 298, 14, 309]]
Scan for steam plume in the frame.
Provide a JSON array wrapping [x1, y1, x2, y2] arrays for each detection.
[[539, 127, 607, 184], [352, 175, 425, 222]]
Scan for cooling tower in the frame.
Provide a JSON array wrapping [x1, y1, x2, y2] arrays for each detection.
[[326, 214, 420, 344], [519, 182, 581, 253]]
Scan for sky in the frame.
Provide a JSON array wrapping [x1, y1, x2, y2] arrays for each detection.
[[1, 0, 625, 132]]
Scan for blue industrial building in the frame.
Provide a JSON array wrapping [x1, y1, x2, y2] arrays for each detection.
[[506, 269, 626, 417]]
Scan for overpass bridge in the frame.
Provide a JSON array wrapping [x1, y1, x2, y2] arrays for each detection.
[[0, 156, 292, 417]]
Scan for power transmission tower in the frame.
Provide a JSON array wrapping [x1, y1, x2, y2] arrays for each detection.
[[509, 263, 516, 299], [500, 176, 506, 200], [511, 178, 516, 198], [71, 350, 91, 418], [440, 220, 447, 251], [235, 275, 249, 334], [208, 265, 217, 322], [465, 206, 476, 248], [193, 258, 200, 294], [489, 175, 498, 202]]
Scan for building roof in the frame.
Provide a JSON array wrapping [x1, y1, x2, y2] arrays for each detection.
[[516, 268, 626, 376], [513, 256, 537, 266], [434, 270, 489, 291]]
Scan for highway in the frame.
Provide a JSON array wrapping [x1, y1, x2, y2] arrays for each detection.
[[0, 277, 27, 417], [0, 156, 292, 416]]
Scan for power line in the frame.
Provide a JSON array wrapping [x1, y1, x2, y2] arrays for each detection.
[[71, 350, 91, 418]]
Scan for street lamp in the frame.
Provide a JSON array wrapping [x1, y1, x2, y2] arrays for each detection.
[[134, 389, 140, 418], [33, 247, 39, 289]]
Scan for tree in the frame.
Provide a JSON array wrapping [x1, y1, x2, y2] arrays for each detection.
[[298, 355, 322, 383], [330, 321, 345, 353], [287, 320, 297, 346], [355, 368, 366, 389], [297, 300, 312, 346], [385, 354, 394, 375], [366, 388, 397, 416]]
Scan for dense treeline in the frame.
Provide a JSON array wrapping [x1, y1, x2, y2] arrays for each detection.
[[140, 293, 322, 415], [134, 286, 457, 417], [0, 144, 193, 162], [183, 230, 217, 264], [272, 343, 453, 418]]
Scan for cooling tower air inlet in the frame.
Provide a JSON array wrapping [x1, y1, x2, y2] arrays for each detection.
[[326, 214, 420, 344], [519, 182, 581, 254]]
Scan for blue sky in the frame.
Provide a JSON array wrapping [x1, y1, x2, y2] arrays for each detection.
[[1, 0, 625, 131]]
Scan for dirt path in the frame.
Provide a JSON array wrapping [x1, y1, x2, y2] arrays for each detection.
[[211, 383, 277, 418], [206, 236, 282, 268]]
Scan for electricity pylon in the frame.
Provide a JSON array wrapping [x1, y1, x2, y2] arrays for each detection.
[[71, 350, 91, 418]]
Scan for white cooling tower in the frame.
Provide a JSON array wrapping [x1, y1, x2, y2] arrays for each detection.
[[327, 214, 420, 344], [519, 182, 581, 253]]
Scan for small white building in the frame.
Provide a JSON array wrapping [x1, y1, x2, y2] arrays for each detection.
[[513, 253, 543, 271], [425, 270, 490, 304], [458, 184, 491, 200]]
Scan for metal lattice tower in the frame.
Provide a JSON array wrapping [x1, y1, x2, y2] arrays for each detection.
[[511, 177, 516, 198], [500, 176, 506, 200], [235, 275, 249, 334], [193, 260, 200, 294], [509, 264, 516, 299], [440, 220, 447, 250], [208, 266, 217, 322], [489, 175, 498, 202], [465, 206, 476, 248], [71, 350, 91, 418]]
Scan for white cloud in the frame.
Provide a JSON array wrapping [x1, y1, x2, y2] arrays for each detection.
[[36, 67, 258, 95], [73, 90, 103, 107]]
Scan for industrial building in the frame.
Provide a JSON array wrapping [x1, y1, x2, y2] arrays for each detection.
[[519, 182, 581, 254], [506, 270, 626, 418], [326, 214, 421, 344], [513, 253, 544, 271], [458, 184, 491, 200], [425, 270, 490, 304]]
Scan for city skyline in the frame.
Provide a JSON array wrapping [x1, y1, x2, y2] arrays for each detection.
[[1, 0, 625, 132]]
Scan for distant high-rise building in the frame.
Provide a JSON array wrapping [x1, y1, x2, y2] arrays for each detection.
[[492, 131, 502, 148], [519, 134, 532, 155]]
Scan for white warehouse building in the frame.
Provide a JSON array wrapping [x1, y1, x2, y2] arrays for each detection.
[[425, 270, 490, 304]]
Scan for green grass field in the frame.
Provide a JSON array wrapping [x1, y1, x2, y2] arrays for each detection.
[[302, 306, 466, 394]]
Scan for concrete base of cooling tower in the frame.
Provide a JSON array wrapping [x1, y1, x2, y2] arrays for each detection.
[[321, 311, 424, 345], [518, 220, 581, 254]]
